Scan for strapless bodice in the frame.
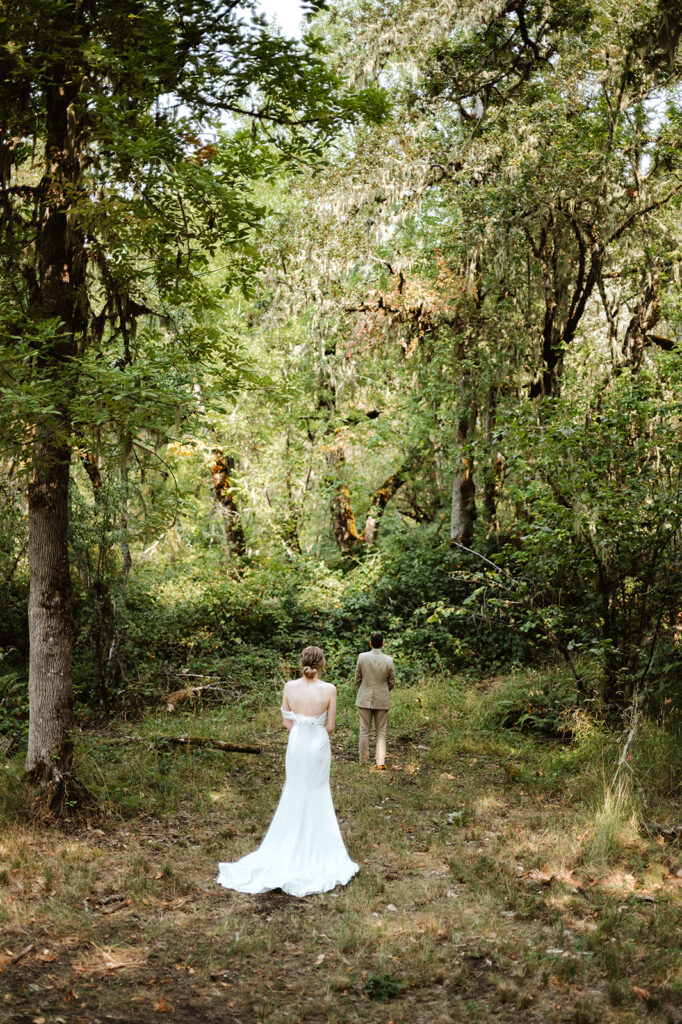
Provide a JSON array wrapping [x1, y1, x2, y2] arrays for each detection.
[[281, 708, 328, 727]]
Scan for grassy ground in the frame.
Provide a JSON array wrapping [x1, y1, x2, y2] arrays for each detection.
[[0, 668, 680, 1024]]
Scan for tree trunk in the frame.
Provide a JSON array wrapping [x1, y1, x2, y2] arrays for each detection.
[[119, 434, 133, 577], [450, 415, 476, 546], [332, 483, 362, 553], [326, 440, 362, 554], [25, 33, 90, 809], [526, 218, 603, 399], [327, 438, 408, 555], [25, 433, 80, 809], [482, 386, 501, 535], [620, 274, 659, 370], [362, 468, 406, 546], [209, 448, 246, 558], [597, 567, 624, 715]]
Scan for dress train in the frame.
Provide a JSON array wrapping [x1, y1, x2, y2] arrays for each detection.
[[216, 710, 359, 898]]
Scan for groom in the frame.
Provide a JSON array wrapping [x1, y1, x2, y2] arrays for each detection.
[[355, 632, 396, 770]]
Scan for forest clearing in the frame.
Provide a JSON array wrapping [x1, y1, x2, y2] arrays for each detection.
[[1, 670, 681, 1024]]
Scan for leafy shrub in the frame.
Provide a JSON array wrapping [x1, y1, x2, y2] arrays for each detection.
[[363, 970, 406, 1001], [0, 666, 28, 741], [64, 520, 558, 717], [0, 575, 28, 658], [475, 664, 582, 737], [471, 355, 682, 717]]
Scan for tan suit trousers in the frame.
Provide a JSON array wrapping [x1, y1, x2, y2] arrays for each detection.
[[358, 707, 388, 766]]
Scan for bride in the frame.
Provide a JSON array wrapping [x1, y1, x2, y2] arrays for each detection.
[[216, 645, 359, 897]]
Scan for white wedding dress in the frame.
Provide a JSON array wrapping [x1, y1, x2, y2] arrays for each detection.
[[216, 709, 359, 897]]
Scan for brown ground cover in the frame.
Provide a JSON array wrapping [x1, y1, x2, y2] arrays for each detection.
[[0, 677, 680, 1024]]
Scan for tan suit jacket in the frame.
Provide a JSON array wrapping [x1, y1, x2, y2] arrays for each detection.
[[355, 648, 396, 710]]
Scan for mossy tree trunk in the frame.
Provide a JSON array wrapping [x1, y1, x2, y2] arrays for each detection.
[[449, 412, 476, 547], [24, 31, 90, 810], [327, 438, 408, 556], [210, 448, 246, 559]]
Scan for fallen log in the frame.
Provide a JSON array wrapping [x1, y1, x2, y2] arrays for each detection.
[[97, 735, 261, 754], [163, 735, 261, 754]]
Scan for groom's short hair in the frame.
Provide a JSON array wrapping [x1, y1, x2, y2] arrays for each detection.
[[370, 632, 383, 648]]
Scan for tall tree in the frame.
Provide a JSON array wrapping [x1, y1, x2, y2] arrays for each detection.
[[0, 0, 385, 809]]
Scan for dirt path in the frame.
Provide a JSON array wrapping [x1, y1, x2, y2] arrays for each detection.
[[1, 726, 680, 1024]]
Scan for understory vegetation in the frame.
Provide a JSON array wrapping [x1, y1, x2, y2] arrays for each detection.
[[2, 0, 682, 783]]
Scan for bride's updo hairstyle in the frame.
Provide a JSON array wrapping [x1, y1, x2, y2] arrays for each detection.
[[300, 645, 325, 679]]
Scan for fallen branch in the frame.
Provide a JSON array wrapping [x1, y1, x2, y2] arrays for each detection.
[[97, 735, 261, 754], [11, 943, 34, 964], [164, 735, 261, 754]]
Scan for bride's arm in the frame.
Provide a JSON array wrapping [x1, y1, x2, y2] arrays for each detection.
[[325, 686, 337, 734], [281, 683, 293, 731]]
